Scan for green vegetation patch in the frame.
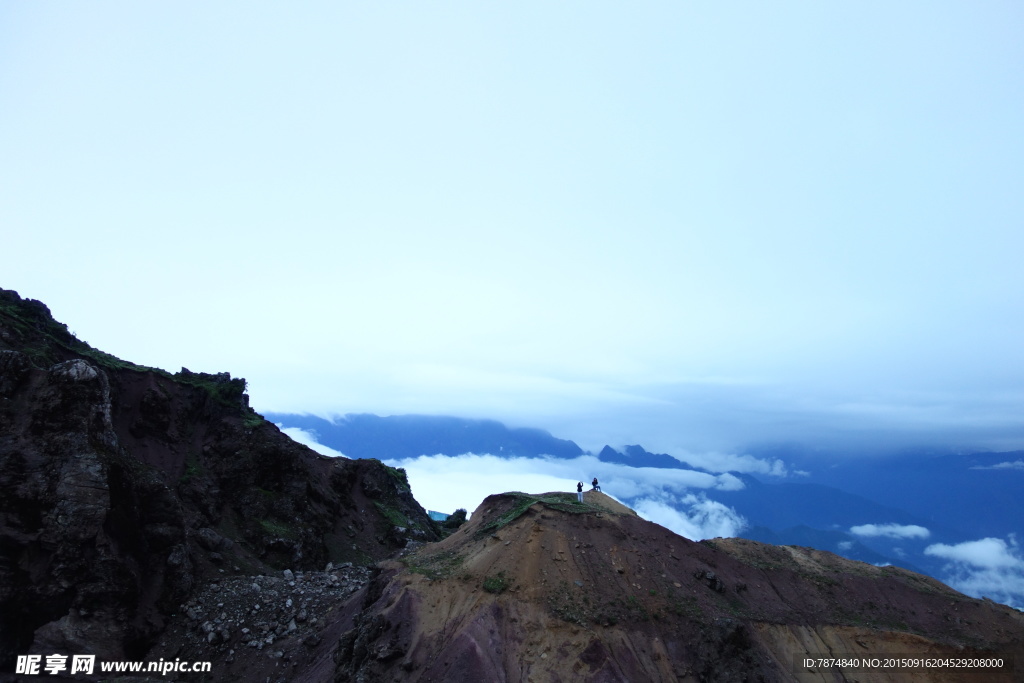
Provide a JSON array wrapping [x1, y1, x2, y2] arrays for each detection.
[[259, 519, 298, 540], [178, 449, 205, 485], [374, 501, 410, 528], [477, 492, 613, 536], [442, 508, 467, 529], [667, 594, 704, 620], [0, 295, 158, 372], [383, 465, 411, 491], [242, 412, 265, 429], [179, 460, 202, 484], [401, 548, 464, 580], [625, 594, 650, 621], [174, 370, 248, 409], [0, 295, 253, 420], [483, 571, 510, 594], [547, 580, 593, 626]]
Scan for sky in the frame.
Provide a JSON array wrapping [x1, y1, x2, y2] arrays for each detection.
[[3, 2, 1023, 457]]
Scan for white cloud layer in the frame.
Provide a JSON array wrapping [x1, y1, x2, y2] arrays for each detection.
[[925, 538, 1023, 569], [666, 450, 789, 476], [381, 452, 745, 524], [633, 495, 746, 541], [850, 523, 930, 540], [925, 537, 1024, 609], [970, 460, 1024, 471], [279, 426, 349, 459]]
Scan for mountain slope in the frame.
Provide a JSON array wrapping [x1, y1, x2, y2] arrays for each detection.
[[742, 525, 922, 572], [333, 491, 1024, 682], [0, 289, 439, 668]]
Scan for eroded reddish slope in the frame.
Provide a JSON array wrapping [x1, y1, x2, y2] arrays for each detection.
[[334, 491, 1024, 682]]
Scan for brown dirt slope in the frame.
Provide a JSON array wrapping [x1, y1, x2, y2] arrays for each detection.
[[334, 491, 1024, 683]]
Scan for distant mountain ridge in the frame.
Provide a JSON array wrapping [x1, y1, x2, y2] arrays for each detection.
[[597, 443, 698, 470], [794, 449, 1024, 539], [265, 412, 585, 460], [271, 411, 1024, 605]]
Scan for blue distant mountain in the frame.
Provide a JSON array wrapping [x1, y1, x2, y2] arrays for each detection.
[[710, 473, 963, 576], [787, 450, 1024, 539], [266, 412, 585, 460], [597, 444, 698, 470], [714, 474, 936, 531]]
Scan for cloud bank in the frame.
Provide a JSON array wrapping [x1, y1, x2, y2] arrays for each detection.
[[279, 426, 349, 459], [381, 452, 746, 538], [850, 523, 931, 540], [925, 537, 1024, 609], [633, 495, 746, 541], [667, 450, 789, 476], [925, 538, 1023, 569], [970, 460, 1024, 471]]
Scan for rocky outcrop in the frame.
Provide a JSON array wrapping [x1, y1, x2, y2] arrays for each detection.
[[146, 563, 375, 681], [0, 288, 439, 671], [332, 491, 1024, 683]]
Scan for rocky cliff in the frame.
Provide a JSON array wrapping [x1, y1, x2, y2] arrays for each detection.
[[0, 289, 439, 672], [333, 491, 1024, 682]]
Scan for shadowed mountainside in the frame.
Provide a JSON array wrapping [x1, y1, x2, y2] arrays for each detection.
[[0, 289, 439, 670]]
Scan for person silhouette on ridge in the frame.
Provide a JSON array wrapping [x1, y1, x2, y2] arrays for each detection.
[[592, 477, 601, 492], [576, 481, 584, 502]]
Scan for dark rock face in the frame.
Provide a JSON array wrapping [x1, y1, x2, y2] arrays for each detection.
[[0, 288, 439, 670], [1, 352, 150, 663], [146, 563, 375, 681]]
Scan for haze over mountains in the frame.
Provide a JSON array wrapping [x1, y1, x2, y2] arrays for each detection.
[[4, 287, 1024, 682], [270, 412, 1024, 610], [6, 2, 1024, 678]]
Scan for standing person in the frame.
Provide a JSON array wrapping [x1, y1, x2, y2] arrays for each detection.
[[592, 477, 601, 492], [576, 481, 584, 502]]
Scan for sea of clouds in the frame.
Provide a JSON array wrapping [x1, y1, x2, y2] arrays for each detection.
[[283, 426, 1024, 608], [284, 423, 751, 540], [278, 426, 349, 458], [380, 452, 746, 541], [925, 536, 1024, 609]]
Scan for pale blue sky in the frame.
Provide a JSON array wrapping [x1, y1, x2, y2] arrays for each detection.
[[3, 2, 1022, 454]]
